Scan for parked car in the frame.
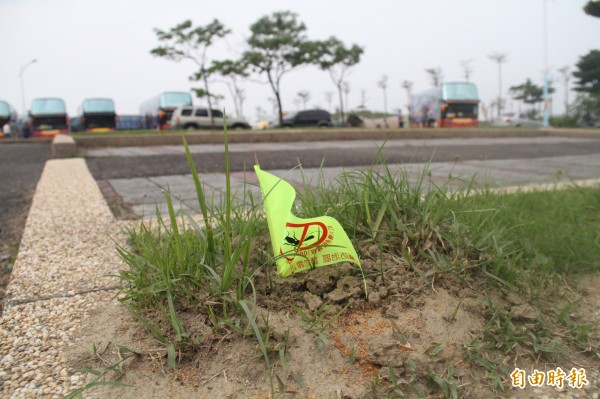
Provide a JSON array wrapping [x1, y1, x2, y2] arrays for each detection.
[[271, 109, 333, 128], [491, 112, 543, 128], [171, 106, 251, 130], [253, 114, 280, 130]]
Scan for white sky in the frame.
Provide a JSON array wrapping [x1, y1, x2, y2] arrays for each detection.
[[1, 0, 599, 122]]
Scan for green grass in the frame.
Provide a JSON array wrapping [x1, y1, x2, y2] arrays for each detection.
[[115, 132, 599, 397], [455, 185, 600, 276], [116, 122, 268, 365]]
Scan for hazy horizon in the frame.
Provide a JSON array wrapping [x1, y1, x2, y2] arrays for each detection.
[[1, 0, 599, 122]]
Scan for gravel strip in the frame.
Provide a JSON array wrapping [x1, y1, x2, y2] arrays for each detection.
[[5, 159, 126, 304], [1, 158, 128, 398], [0, 290, 117, 398]]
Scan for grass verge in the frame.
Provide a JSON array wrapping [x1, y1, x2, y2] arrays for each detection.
[[113, 135, 599, 397]]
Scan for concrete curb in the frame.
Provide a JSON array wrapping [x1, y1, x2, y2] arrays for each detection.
[[70, 127, 600, 149], [50, 135, 76, 158]]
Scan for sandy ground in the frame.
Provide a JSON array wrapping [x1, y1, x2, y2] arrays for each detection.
[[1, 144, 599, 398]]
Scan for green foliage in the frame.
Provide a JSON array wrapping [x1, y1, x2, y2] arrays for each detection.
[[425, 67, 443, 87], [207, 59, 249, 78], [243, 11, 314, 126], [117, 133, 600, 398], [63, 342, 137, 398], [573, 50, 600, 94], [150, 19, 231, 126], [455, 185, 600, 276], [509, 78, 555, 108], [151, 19, 230, 61], [584, 0, 600, 18], [549, 115, 578, 127], [571, 93, 600, 127], [313, 37, 364, 121], [117, 128, 265, 363]]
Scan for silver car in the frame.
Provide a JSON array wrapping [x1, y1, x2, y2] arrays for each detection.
[[491, 112, 543, 128]]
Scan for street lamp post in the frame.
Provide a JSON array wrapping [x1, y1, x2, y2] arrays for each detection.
[[19, 59, 37, 116]]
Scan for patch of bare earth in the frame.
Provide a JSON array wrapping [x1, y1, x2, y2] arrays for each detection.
[[65, 247, 599, 398]]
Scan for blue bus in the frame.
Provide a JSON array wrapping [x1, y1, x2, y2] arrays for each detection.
[[29, 98, 69, 137], [410, 82, 479, 128], [116, 115, 143, 130], [0, 100, 17, 138], [139, 91, 192, 130], [72, 98, 117, 132]]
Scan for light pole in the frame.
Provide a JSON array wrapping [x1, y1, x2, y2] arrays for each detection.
[[19, 59, 37, 116]]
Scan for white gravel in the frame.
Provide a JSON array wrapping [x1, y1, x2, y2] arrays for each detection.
[[1, 158, 127, 398], [5, 159, 125, 304]]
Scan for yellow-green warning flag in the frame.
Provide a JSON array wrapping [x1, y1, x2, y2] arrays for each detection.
[[254, 165, 361, 277]]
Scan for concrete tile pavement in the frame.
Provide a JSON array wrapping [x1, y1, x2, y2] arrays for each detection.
[[106, 152, 600, 218]]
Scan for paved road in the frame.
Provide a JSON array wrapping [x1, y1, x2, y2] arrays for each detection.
[[0, 141, 50, 243], [85, 136, 600, 179], [85, 136, 600, 217], [0, 141, 50, 310]]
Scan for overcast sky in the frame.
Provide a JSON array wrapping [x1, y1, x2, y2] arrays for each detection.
[[1, 0, 599, 122]]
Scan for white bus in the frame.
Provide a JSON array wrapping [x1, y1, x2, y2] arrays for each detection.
[[140, 91, 193, 130], [410, 82, 479, 128]]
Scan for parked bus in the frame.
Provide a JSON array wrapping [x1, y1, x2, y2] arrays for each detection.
[[140, 91, 193, 130], [116, 115, 143, 130], [410, 82, 479, 128], [72, 98, 117, 132], [29, 97, 69, 137], [0, 100, 17, 138]]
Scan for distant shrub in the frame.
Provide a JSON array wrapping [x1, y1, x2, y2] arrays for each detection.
[[550, 115, 578, 128]]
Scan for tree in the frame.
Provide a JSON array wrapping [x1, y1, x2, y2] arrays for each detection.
[[297, 91, 310, 109], [243, 11, 314, 126], [151, 19, 231, 127], [324, 92, 333, 112], [557, 66, 571, 115], [378, 75, 389, 128], [584, 0, 600, 18], [572, 49, 600, 126], [573, 50, 600, 94], [314, 37, 364, 124], [572, 92, 600, 126], [425, 67, 443, 87], [509, 79, 555, 118], [460, 60, 473, 82], [509, 79, 543, 105], [343, 82, 351, 113], [208, 59, 249, 119], [489, 52, 507, 117], [401, 80, 413, 126], [359, 89, 368, 110]]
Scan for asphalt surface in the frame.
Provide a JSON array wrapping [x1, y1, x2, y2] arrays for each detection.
[[83, 136, 600, 217], [0, 141, 50, 310], [85, 137, 600, 180], [0, 142, 50, 241]]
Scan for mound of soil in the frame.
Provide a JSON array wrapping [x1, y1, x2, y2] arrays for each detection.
[[66, 246, 600, 398]]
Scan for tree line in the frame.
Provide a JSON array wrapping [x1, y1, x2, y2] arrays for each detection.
[[151, 4, 600, 128], [150, 11, 363, 128]]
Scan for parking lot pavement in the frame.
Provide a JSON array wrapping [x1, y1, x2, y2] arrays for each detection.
[[85, 136, 600, 158], [105, 153, 600, 219]]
